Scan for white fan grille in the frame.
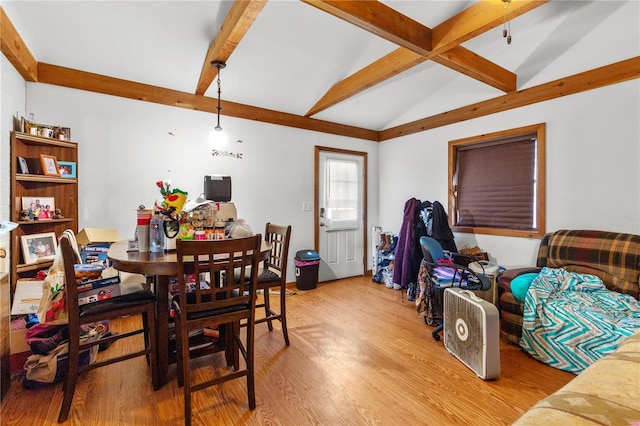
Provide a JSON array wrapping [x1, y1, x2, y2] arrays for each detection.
[[444, 290, 484, 373], [443, 288, 500, 379]]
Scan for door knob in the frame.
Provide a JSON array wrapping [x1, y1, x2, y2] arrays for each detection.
[[319, 222, 325, 227]]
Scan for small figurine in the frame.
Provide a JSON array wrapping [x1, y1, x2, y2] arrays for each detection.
[[53, 208, 64, 219], [19, 210, 31, 221]]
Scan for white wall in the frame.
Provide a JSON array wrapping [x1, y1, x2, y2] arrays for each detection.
[[21, 83, 379, 280], [2, 57, 639, 276], [1, 55, 27, 271], [378, 79, 640, 267]]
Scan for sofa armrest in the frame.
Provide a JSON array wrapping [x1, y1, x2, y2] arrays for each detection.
[[497, 267, 541, 345]]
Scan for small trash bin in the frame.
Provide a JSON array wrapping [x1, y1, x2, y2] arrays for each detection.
[[295, 250, 320, 290]]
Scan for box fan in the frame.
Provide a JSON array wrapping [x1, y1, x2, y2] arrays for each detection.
[[443, 288, 500, 380]]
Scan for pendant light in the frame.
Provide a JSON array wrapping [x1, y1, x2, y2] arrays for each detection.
[[211, 60, 227, 131], [502, 0, 512, 45]]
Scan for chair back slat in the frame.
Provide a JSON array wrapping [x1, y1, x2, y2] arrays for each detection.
[[60, 235, 81, 331], [264, 223, 291, 278], [176, 236, 262, 318]]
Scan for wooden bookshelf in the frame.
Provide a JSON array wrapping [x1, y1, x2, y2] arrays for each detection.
[[9, 131, 78, 293]]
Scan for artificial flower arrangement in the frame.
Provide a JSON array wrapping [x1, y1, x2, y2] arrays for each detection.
[[154, 180, 189, 239], [155, 180, 188, 217]]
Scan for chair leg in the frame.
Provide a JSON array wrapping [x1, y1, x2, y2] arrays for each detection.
[[58, 339, 81, 422], [263, 289, 274, 331], [245, 318, 256, 410], [175, 316, 184, 388], [145, 308, 159, 391], [232, 322, 240, 371], [279, 283, 290, 346], [142, 312, 150, 366], [180, 321, 192, 425], [222, 324, 235, 368]]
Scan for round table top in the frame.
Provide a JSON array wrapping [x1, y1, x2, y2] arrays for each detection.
[[107, 239, 270, 276]]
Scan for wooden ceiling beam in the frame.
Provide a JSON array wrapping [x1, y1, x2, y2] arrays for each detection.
[[0, 6, 37, 82], [379, 56, 640, 141], [301, 0, 432, 55], [432, 0, 549, 52], [37, 63, 379, 141], [432, 47, 515, 93], [194, 0, 268, 96], [305, 0, 548, 117]]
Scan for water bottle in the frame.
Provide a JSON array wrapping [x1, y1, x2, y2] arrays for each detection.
[[150, 213, 165, 253]]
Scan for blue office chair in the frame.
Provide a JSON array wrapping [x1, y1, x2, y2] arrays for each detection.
[[418, 236, 491, 341]]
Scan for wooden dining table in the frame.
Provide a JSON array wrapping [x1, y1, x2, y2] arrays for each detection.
[[107, 239, 270, 387]]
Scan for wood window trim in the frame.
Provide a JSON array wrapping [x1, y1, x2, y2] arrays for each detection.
[[448, 123, 546, 238]]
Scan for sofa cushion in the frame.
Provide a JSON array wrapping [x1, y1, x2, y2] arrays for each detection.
[[511, 272, 539, 302]]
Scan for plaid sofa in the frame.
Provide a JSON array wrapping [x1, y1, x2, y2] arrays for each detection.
[[497, 229, 640, 345]]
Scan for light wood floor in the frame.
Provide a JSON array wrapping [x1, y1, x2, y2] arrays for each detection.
[[1, 276, 574, 425]]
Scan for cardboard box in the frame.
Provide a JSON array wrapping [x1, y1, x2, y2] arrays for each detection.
[[10, 315, 32, 374], [11, 280, 43, 316], [77, 228, 122, 266], [76, 228, 122, 246], [10, 327, 30, 355]]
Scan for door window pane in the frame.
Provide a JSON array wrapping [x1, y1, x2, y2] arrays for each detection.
[[325, 159, 357, 221]]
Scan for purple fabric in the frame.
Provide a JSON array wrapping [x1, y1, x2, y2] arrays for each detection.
[[393, 198, 418, 289]]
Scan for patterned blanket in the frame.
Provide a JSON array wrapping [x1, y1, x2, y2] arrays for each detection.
[[520, 267, 640, 374]]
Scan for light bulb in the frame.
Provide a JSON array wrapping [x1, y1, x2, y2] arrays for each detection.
[[210, 128, 228, 148]]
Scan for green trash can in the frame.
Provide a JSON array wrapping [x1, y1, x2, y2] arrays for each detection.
[[295, 250, 320, 290]]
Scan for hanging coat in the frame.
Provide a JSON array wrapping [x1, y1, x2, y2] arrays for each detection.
[[393, 197, 419, 289], [431, 201, 457, 252], [409, 200, 432, 290]]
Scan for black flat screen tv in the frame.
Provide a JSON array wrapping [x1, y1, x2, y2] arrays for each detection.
[[204, 175, 232, 202]]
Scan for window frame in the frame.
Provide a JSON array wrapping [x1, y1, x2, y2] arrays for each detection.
[[448, 123, 546, 238]]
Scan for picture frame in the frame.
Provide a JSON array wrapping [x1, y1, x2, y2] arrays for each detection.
[[21, 232, 58, 264], [21, 196, 55, 220], [40, 154, 60, 176], [58, 161, 77, 178], [17, 156, 29, 174]]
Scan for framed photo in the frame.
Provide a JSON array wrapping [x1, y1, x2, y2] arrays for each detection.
[[55, 127, 71, 141], [21, 232, 58, 264], [58, 161, 77, 178], [17, 157, 30, 174], [21, 196, 55, 220], [40, 154, 60, 176]]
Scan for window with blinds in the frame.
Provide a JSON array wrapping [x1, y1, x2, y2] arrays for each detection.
[[449, 123, 546, 238]]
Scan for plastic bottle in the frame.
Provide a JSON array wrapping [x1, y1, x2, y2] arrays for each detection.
[[150, 212, 165, 253]]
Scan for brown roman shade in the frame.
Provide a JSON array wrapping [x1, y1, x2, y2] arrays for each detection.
[[455, 133, 537, 230]]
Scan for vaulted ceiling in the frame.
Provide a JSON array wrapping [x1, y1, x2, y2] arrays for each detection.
[[1, 1, 639, 142]]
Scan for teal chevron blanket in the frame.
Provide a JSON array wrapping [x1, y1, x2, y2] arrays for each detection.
[[520, 267, 640, 374]]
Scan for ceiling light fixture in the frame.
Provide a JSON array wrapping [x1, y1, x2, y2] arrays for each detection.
[[211, 60, 227, 131], [502, 0, 512, 45]]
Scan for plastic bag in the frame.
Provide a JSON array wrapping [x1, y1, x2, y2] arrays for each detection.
[[228, 219, 252, 238], [36, 230, 82, 325]]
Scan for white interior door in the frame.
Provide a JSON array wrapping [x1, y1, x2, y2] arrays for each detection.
[[317, 150, 365, 281]]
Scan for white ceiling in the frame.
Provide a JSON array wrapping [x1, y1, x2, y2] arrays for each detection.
[[2, 1, 639, 131]]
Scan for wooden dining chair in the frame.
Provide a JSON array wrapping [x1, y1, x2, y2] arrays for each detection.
[[58, 233, 158, 423], [254, 223, 292, 345], [172, 235, 261, 425]]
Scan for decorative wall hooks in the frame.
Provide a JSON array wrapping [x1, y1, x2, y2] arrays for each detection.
[[212, 149, 243, 159]]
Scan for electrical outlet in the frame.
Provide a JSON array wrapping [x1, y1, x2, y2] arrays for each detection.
[[302, 202, 311, 212]]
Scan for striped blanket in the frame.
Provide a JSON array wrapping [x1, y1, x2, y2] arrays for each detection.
[[520, 267, 640, 374]]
